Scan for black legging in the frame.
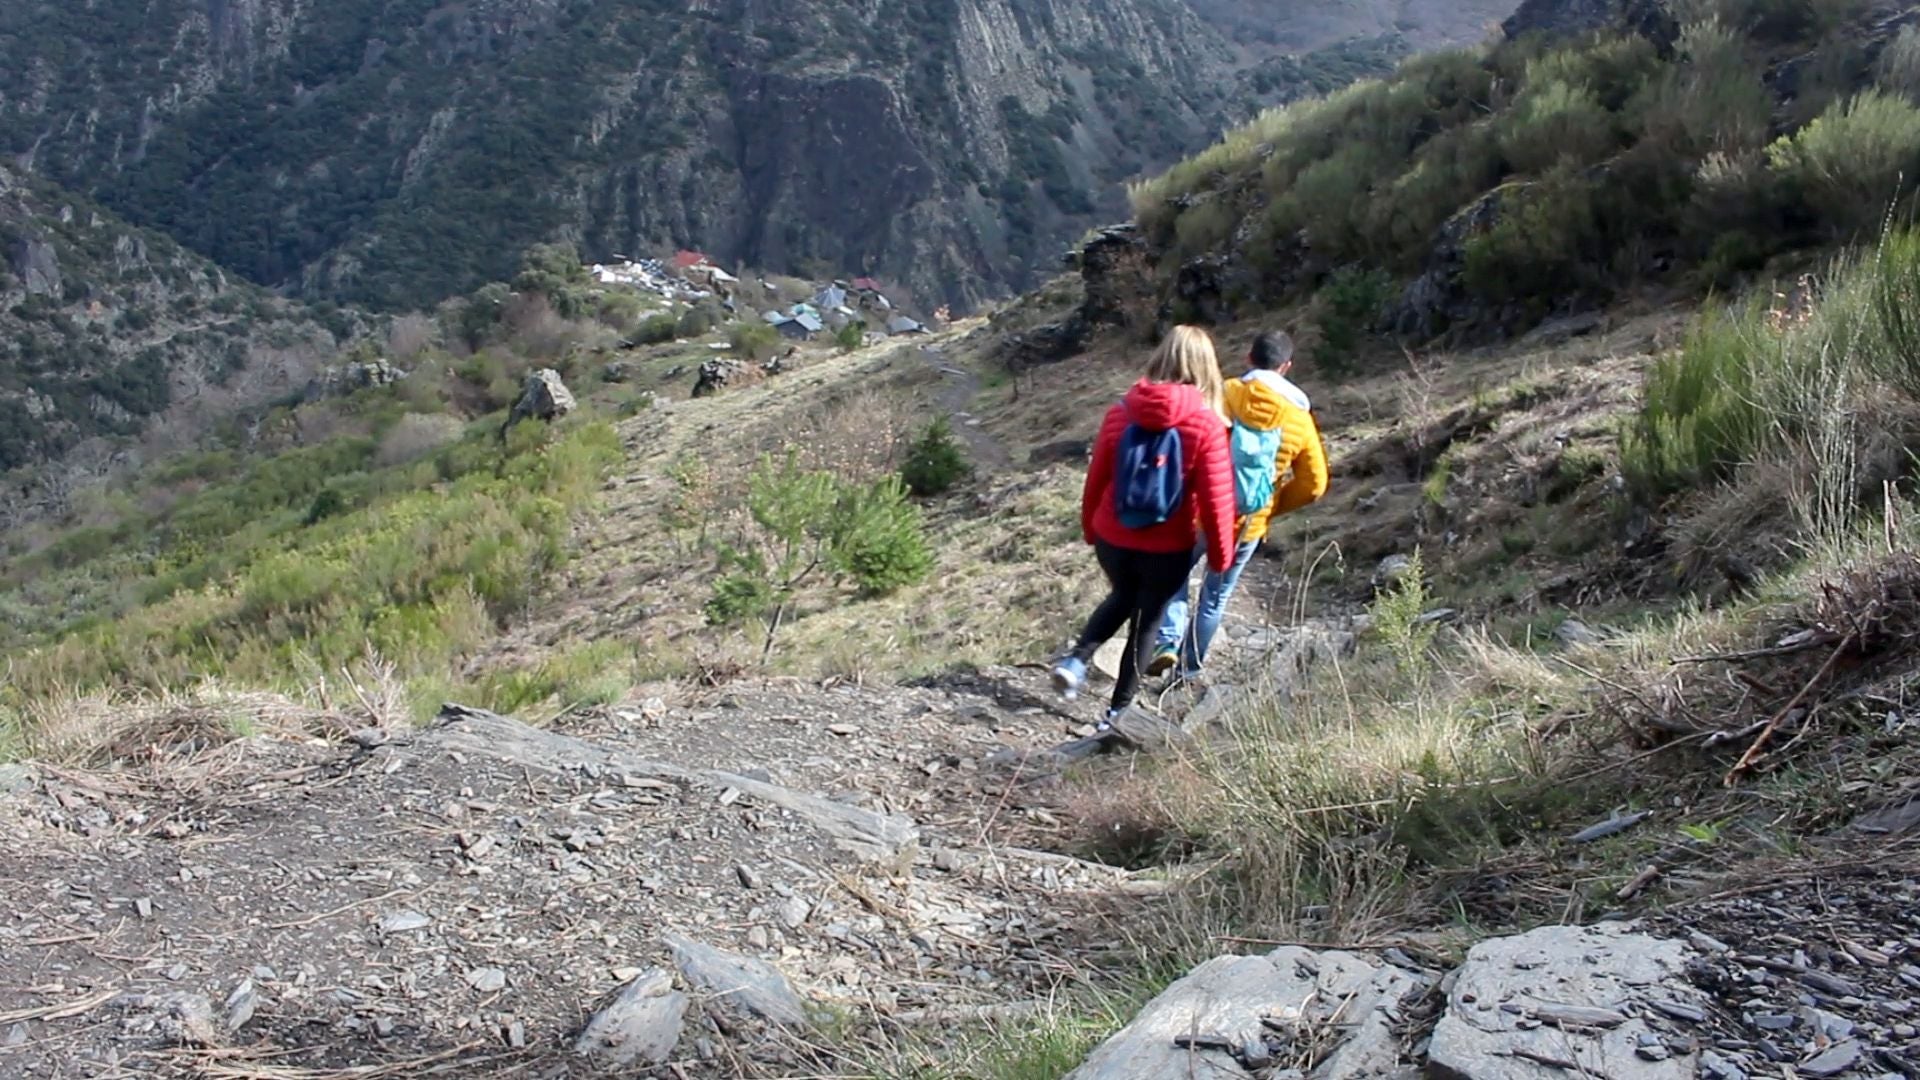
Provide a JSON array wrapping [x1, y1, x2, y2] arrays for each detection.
[[1070, 541, 1197, 712]]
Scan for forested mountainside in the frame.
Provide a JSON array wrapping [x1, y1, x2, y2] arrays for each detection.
[[0, 0, 1486, 317], [0, 165, 339, 491]]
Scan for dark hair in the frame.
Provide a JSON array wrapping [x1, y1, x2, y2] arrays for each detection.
[[1249, 330, 1295, 371]]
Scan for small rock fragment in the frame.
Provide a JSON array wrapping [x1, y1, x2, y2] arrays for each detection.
[[1799, 1040, 1862, 1077], [378, 910, 433, 935], [225, 980, 257, 1032], [467, 968, 507, 994]]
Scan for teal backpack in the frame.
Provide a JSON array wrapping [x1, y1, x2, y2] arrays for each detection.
[[1229, 421, 1284, 517]]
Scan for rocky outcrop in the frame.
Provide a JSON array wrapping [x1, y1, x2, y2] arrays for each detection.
[[504, 369, 576, 430], [429, 704, 920, 864], [691, 358, 745, 399], [302, 359, 404, 402]]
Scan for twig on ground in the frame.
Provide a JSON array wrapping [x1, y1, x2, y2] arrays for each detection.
[[1725, 624, 1861, 786], [265, 885, 420, 931], [0, 989, 121, 1024]]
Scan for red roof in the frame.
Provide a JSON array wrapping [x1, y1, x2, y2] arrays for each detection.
[[851, 277, 882, 292], [672, 250, 710, 270]]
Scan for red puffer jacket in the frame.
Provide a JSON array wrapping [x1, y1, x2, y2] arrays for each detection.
[[1082, 380, 1236, 573]]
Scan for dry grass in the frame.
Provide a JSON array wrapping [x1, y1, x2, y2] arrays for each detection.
[[7, 681, 350, 768]]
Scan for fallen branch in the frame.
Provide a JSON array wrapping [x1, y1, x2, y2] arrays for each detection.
[[1671, 634, 1838, 666], [266, 886, 419, 931], [0, 989, 120, 1025], [1617, 865, 1662, 900], [1725, 624, 1861, 786], [187, 1041, 488, 1079]]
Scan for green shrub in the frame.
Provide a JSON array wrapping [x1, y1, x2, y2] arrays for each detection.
[[632, 313, 679, 345], [594, 291, 647, 333], [1462, 169, 1602, 304], [1767, 90, 1920, 234], [1875, 25, 1920, 101], [835, 322, 866, 352], [1621, 304, 1772, 496], [1497, 80, 1618, 174], [706, 570, 778, 626], [1369, 548, 1437, 679], [900, 417, 972, 496], [676, 304, 720, 338], [829, 478, 934, 596], [512, 242, 592, 319], [730, 322, 780, 361], [1317, 267, 1395, 366]]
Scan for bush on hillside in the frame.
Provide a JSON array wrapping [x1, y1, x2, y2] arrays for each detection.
[[1497, 80, 1618, 174], [730, 322, 780, 361], [900, 417, 972, 497], [1875, 26, 1920, 101], [1767, 90, 1920, 235], [512, 242, 592, 319], [835, 322, 866, 352], [631, 313, 679, 346], [1624, 230, 1920, 519], [1463, 168, 1602, 303], [829, 478, 934, 596], [1317, 266, 1396, 365]]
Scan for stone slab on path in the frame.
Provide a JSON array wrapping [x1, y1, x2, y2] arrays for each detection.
[[1428, 922, 1703, 1080], [429, 704, 919, 864], [572, 969, 687, 1068], [1064, 946, 1427, 1080]]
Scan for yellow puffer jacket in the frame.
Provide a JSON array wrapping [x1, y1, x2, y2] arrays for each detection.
[[1225, 372, 1329, 542]]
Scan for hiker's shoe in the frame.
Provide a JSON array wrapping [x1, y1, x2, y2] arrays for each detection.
[[1095, 706, 1124, 734], [1144, 647, 1178, 678], [1050, 656, 1087, 700]]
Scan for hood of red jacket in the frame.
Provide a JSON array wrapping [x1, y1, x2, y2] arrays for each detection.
[[1121, 379, 1210, 431]]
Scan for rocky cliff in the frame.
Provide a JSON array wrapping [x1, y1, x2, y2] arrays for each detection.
[[0, 165, 338, 487], [0, 0, 1263, 315]]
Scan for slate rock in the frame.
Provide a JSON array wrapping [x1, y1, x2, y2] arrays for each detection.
[[431, 705, 919, 864], [573, 969, 687, 1068], [1799, 1040, 1862, 1077], [1064, 947, 1420, 1080], [1429, 923, 1701, 1080], [666, 934, 812, 1027], [0, 763, 38, 796]]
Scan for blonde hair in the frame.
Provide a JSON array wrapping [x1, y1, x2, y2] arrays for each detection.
[[1145, 325, 1226, 419]]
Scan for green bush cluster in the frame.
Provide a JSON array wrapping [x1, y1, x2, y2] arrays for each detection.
[[1136, 12, 1917, 325], [1622, 229, 1920, 517], [900, 417, 973, 497], [706, 453, 933, 627], [1, 418, 620, 711]]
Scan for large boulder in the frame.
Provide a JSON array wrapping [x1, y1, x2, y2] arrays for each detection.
[[1428, 923, 1704, 1080], [1066, 946, 1427, 1079], [512, 368, 575, 423], [691, 358, 744, 398]]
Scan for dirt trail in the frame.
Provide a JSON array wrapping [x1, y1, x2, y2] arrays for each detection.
[[914, 342, 1014, 473]]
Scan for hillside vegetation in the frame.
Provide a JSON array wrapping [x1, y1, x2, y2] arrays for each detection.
[[1131, 0, 1920, 338]]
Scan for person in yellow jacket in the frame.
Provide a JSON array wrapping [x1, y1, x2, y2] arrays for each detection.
[[1147, 330, 1328, 682]]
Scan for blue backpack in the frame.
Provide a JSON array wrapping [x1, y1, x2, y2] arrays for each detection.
[[1113, 421, 1185, 528], [1230, 421, 1285, 517]]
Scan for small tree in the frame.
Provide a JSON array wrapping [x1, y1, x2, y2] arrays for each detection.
[[835, 322, 866, 352], [900, 417, 973, 496]]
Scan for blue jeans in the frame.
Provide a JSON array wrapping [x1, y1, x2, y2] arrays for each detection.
[[1156, 539, 1260, 676]]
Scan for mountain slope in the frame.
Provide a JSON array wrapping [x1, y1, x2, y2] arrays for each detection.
[[0, 165, 339, 493], [0, 0, 1247, 314]]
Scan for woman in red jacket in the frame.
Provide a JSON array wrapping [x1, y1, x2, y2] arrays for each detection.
[[1051, 325, 1237, 723]]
